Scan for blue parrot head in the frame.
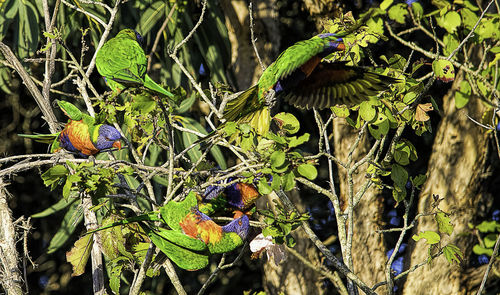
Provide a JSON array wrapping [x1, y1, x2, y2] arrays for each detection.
[[222, 211, 249, 240], [134, 30, 144, 47], [95, 124, 122, 151]]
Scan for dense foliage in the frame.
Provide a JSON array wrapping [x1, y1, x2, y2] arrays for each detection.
[[0, 0, 499, 294]]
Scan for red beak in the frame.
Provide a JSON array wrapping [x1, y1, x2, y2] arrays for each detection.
[[112, 141, 122, 150]]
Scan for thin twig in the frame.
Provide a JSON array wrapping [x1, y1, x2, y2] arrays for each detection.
[[172, 0, 207, 56], [249, 2, 265, 71], [147, 3, 177, 72]]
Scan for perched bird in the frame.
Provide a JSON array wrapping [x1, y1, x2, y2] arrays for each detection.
[[95, 29, 174, 98], [223, 32, 399, 136], [161, 192, 249, 255], [179, 209, 249, 254], [19, 101, 122, 157], [204, 178, 261, 211]]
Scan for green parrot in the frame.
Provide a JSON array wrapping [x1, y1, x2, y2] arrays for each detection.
[[96, 29, 174, 98], [88, 191, 249, 270], [19, 101, 122, 157], [222, 32, 399, 136]]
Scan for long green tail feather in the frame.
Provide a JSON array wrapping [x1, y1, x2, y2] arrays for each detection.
[[223, 85, 259, 122], [19, 133, 61, 153], [144, 74, 174, 98], [18, 133, 58, 144]]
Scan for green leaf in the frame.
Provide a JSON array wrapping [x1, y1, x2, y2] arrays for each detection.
[[412, 231, 440, 245], [368, 113, 390, 139], [443, 33, 459, 56], [359, 100, 377, 121], [288, 133, 310, 148], [331, 105, 350, 118], [47, 200, 83, 253], [443, 244, 463, 264], [109, 263, 124, 295], [271, 173, 282, 191], [473, 244, 493, 256], [136, 1, 166, 35], [41, 165, 68, 188], [31, 198, 76, 218], [455, 80, 471, 109], [435, 212, 453, 235], [66, 234, 92, 276], [411, 174, 427, 187], [274, 112, 300, 134], [391, 164, 408, 188], [484, 233, 498, 248], [460, 8, 479, 30], [476, 220, 500, 233], [441, 11, 461, 33], [16, 1, 39, 58], [63, 174, 81, 199], [257, 177, 273, 195], [411, 2, 424, 19], [297, 164, 317, 180], [380, 0, 394, 10], [432, 60, 455, 82], [131, 93, 156, 114], [388, 4, 408, 24], [476, 18, 499, 41], [270, 150, 286, 169], [222, 121, 237, 136], [282, 171, 296, 191]]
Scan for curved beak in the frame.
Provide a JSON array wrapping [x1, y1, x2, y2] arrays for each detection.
[[112, 141, 122, 150]]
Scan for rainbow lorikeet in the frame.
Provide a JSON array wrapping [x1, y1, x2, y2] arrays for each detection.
[[161, 192, 249, 255], [204, 178, 261, 211], [19, 101, 121, 157], [95, 29, 174, 98], [223, 32, 399, 136]]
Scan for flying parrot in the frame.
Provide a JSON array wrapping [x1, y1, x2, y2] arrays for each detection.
[[19, 101, 122, 157], [95, 29, 174, 98], [222, 32, 399, 136]]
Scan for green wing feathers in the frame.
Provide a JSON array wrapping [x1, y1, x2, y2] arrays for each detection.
[[283, 63, 400, 109], [57, 100, 82, 121]]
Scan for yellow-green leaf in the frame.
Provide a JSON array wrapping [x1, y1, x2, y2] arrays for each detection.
[[66, 234, 93, 276]]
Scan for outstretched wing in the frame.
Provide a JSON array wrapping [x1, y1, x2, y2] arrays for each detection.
[[270, 35, 345, 83], [283, 62, 399, 109]]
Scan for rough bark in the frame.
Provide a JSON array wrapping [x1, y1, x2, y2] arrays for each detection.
[[219, 0, 279, 89], [259, 191, 326, 295], [0, 179, 25, 295], [333, 120, 387, 287], [402, 71, 492, 294]]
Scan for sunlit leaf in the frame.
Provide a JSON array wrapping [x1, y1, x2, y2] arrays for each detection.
[[66, 234, 92, 276], [412, 231, 440, 244]]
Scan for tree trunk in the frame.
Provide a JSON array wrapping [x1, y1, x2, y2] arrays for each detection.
[[333, 120, 388, 287], [403, 71, 492, 294], [219, 0, 279, 89], [0, 180, 25, 295]]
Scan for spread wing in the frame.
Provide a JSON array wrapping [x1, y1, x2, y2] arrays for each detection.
[[283, 62, 399, 109]]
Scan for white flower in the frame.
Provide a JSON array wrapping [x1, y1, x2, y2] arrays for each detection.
[[249, 233, 287, 266]]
